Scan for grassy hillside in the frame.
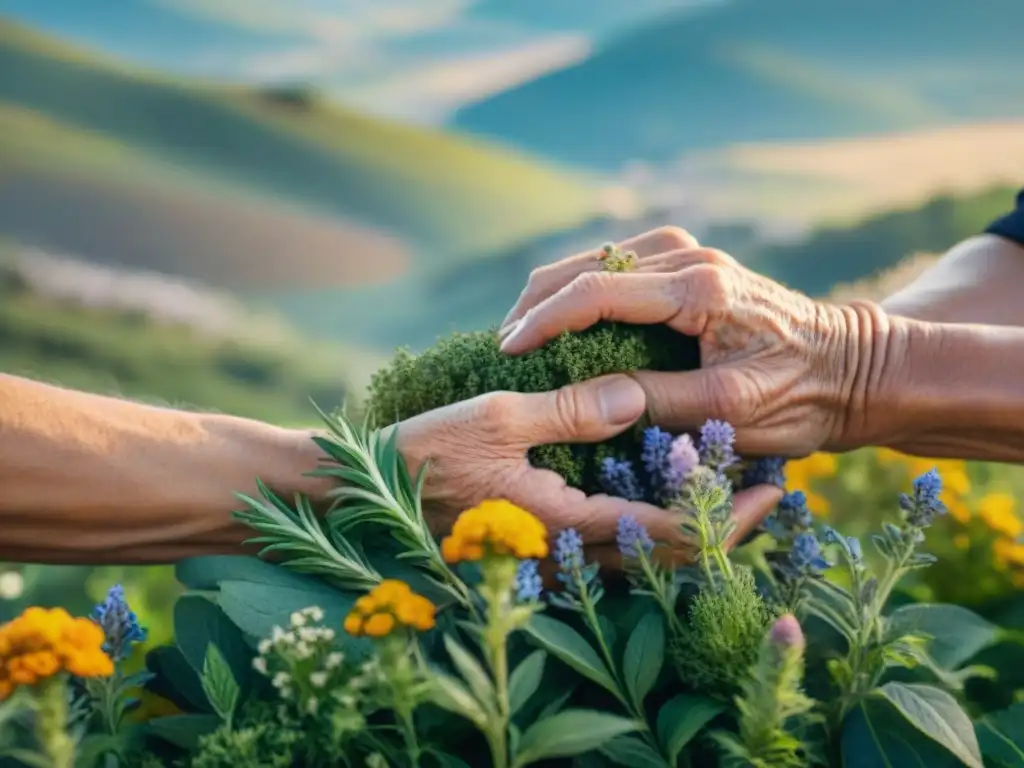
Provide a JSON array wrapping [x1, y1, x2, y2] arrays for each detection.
[[0, 20, 607, 286], [452, 0, 1024, 169], [0, 246, 383, 427]]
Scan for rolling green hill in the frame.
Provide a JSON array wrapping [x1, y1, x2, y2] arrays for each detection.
[[0, 20, 607, 288], [452, 0, 1024, 169], [0, 245, 381, 427]]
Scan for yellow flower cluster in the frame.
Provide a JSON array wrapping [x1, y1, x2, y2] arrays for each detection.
[[784, 453, 837, 516], [0, 607, 113, 701], [440, 499, 548, 564], [344, 580, 436, 638]]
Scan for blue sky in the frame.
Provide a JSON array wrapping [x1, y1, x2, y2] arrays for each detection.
[[2, 0, 706, 123]]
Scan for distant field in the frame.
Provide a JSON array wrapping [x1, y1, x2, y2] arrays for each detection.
[[0, 19, 608, 287], [689, 121, 1024, 226]]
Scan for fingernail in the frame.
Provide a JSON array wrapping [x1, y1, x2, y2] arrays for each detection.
[[597, 377, 645, 424], [498, 320, 518, 341], [500, 322, 523, 352]]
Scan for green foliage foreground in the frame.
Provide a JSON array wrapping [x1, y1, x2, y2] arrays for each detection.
[[2, 329, 1024, 768]]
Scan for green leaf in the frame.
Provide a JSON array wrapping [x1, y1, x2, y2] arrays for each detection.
[[146, 714, 222, 751], [145, 645, 211, 713], [173, 595, 253, 695], [843, 683, 982, 768], [508, 650, 546, 717], [175, 556, 322, 591], [977, 702, 1024, 766], [200, 645, 240, 724], [0, 749, 51, 768], [622, 613, 664, 709], [656, 694, 725, 763], [216, 580, 370, 658], [443, 635, 495, 712], [599, 735, 670, 768], [886, 604, 1000, 669], [74, 733, 122, 768], [513, 709, 640, 766], [524, 614, 618, 697], [429, 671, 489, 730]]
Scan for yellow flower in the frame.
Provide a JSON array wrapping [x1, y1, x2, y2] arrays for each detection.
[[0, 607, 113, 701], [993, 539, 1024, 571], [344, 580, 436, 638], [440, 499, 549, 563], [953, 534, 970, 550], [978, 493, 1022, 539], [784, 454, 836, 516]]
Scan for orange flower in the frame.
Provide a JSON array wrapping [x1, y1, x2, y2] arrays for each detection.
[[0, 607, 112, 701], [440, 500, 549, 563], [344, 580, 436, 638]]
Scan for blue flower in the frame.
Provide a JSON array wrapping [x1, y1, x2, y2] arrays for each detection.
[[764, 491, 812, 540], [598, 457, 644, 501], [899, 468, 947, 528], [741, 456, 787, 489], [785, 532, 830, 578], [616, 515, 654, 559], [699, 419, 738, 472], [823, 526, 863, 564], [514, 560, 543, 602], [668, 434, 700, 483], [641, 427, 676, 500], [555, 528, 585, 572], [92, 584, 147, 662]]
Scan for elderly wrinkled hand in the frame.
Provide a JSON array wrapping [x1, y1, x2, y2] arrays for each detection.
[[498, 227, 879, 458], [393, 374, 782, 565]]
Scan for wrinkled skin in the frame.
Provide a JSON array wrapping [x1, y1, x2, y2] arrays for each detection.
[[498, 226, 879, 458]]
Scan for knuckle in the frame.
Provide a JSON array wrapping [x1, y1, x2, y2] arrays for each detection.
[[686, 264, 730, 310], [650, 225, 699, 252], [474, 392, 519, 427], [552, 386, 583, 435], [569, 269, 611, 296], [692, 247, 734, 266]]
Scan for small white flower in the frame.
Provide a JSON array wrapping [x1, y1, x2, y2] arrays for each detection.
[[271, 626, 287, 643], [279, 686, 292, 700], [294, 641, 313, 660], [290, 611, 306, 627], [298, 627, 319, 643], [272, 672, 291, 689], [309, 671, 328, 688], [336, 693, 356, 708], [305, 696, 319, 715], [304, 606, 324, 622], [0, 571, 24, 601], [257, 638, 272, 655], [319, 628, 336, 641], [325, 652, 344, 669], [252, 657, 268, 675]]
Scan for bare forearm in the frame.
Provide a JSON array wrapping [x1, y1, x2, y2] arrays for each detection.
[[863, 316, 1024, 463], [0, 375, 328, 564], [880, 234, 1024, 326]]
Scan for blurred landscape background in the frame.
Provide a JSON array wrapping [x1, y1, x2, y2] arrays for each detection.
[[3, 0, 1024, 652]]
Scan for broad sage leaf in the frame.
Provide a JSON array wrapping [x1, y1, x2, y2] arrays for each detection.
[[599, 735, 670, 768], [623, 613, 665, 710], [200, 644, 240, 724], [429, 670, 489, 730], [656, 694, 725, 763], [513, 709, 640, 767], [146, 714, 222, 751], [508, 650, 546, 717], [524, 613, 618, 697], [885, 604, 1000, 669], [443, 635, 495, 714], [976, 702, 1024, 767]]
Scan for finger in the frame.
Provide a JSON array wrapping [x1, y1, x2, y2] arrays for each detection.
[[497, 374, 647, 447], [636, 246, 735, 274], [500, 270, 710, 355], [506, 467, 689, 546], [629, 368, 727, 432], [499, 227, 699, 333], [725, 484, 785, 549]]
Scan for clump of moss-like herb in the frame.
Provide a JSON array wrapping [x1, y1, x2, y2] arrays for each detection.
[[364, 322, 700, 495]]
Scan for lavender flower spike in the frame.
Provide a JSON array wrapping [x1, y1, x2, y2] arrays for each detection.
[[598, 457, 644, 501], [668, 434, 700, 482], [92, 584, 147, 662], [616, 515, 655, 559], [769, 614, 805, 653], [699, 419, 738, 472], [514, 560, 543, 602], [899, 468, 947, 528]]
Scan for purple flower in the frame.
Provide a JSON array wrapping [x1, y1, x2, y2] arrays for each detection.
[[899, 468, 946, 528], [823, 526, 863, 564], [741, 456, 787, 489], [699, 420, 738, 472], [92, 584, 147, 662], [514, 560, 543, 602], [616, 515, 654, 559], [668, 434, 700, 482], [769, 614, 805, 653], [555, 528, 585, 571], [598, 457, 644, 501]]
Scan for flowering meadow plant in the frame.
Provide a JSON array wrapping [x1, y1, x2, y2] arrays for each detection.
[[2, 325, 1024, 766]]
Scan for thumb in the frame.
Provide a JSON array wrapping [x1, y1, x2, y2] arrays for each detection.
[[631, 368, 725, 431], [508, 374, 647, 447]]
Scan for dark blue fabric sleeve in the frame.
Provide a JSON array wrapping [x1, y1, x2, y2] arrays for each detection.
[[985, 188, 1024, 246]]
